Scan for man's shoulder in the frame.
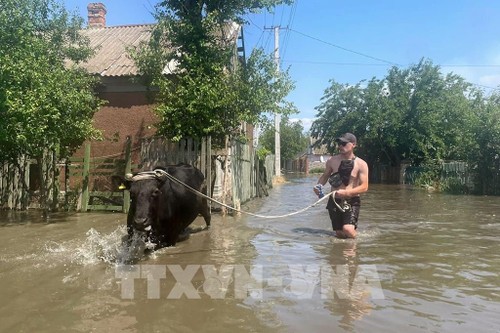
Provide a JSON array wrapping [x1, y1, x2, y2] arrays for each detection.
[[355, 157, 369, 168], [329, 154, 343, 161]]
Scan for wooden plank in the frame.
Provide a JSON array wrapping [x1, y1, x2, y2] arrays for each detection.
[[80, 143, 91, 211], [187, 138, 193, 164], [88, 164, 124, 169], [201, 137, 206, 177], [87, 204, 123, 211], [123, 137, 131, 214], [89, 191, 123, 197], [206, 137, 212, 212]]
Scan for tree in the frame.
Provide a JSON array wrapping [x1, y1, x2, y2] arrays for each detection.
[[311, 80, 367, 154], [0, 0, 101, 211], [311, 58, 500, 194], [468, 91, 500, 195], [383, 60, 474, 165], [131, 0, 295, 143], [259, 116, 309, 162], [312, 59, 476, 166]]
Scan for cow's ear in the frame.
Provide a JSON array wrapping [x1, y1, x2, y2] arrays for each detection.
[[111, 175, 131, 191], [118, 181, 132, 190]]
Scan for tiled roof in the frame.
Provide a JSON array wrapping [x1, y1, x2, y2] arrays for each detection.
[[79, 22, 241, 77], [80, 24, 154, 77]]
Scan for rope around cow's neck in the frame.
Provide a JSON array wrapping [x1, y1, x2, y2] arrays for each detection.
[[134, 169, 345, 219]]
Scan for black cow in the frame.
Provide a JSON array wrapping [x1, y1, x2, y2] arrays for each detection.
[[118, 163, 211, 248]]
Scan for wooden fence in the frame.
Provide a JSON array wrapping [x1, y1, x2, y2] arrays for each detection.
[[0, 136, 274, 212], [140, 137, 212, 193], [230, 139, 273, 209], [141, 137, 273, 212], [67, 141, 135, 212], [0, 157, 30, 210], [64, 137, 212, 213]]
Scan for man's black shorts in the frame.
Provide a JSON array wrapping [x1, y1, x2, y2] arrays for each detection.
[[326, 196, 361, 230]]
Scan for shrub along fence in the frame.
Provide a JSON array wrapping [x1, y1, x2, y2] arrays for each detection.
[[404, 161, 476, 193]]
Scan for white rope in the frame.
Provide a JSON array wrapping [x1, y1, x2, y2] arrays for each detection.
[[143, 169, 345, 219], [127, 171, 157, 181]]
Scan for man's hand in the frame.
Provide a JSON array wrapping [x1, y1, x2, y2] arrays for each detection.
[[313, 184, 323, 197], [335, 188, 350, 198]]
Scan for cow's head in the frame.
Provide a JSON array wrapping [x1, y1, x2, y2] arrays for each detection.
[[115, 170, 168, 232]]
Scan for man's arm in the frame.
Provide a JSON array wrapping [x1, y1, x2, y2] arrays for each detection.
[[316, 159, 334, 186], [313, 158, 333, 196]]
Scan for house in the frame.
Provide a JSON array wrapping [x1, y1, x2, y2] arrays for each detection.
[[74, 3, 157, 163], [284, 138, 331, 174], [0, 2, 254, 211], [74, 2, 247, 165]]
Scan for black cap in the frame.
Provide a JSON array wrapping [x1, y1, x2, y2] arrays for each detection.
[[336, 133, 357, 144]]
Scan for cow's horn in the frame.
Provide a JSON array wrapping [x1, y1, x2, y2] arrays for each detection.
[[125, 173, 134, 180]]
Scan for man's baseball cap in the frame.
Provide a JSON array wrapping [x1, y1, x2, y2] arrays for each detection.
[[336, 133, 357, 144]]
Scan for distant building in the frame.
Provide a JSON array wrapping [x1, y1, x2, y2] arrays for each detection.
[[284, 138, 331, 174]]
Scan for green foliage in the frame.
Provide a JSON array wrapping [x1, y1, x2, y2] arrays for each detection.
[[440, 178, 469, 195], [311, 80, 367, 154], [403, 165, 436, 189], [131, 0, 295, 143], [308, 167, 325, 174], [0, 0, 101, 162], [312, 59, 475, 166], [256, 146, 271, 160], [311, 58, 500, 195], [467, 91, 500, 195], [259, 115, 309, 161]]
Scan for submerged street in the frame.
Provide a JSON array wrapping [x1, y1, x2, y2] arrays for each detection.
[[1, 176, 499, 332]]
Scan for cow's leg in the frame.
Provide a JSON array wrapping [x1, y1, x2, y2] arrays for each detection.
[[201, 199, 211, 228], [122, 215, 135, 245], [200, 185, 211, 228], [127, 224, 134, 239], [177, 228, 191, 242]]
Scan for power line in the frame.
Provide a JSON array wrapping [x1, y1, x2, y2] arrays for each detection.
[[468, 82, 500, 91], [288, 28, 500, 70], [289, 28, 401, 66], [280, 0, 298, 66], [283, 60, 393, 67], [246, 16, 500, 92]]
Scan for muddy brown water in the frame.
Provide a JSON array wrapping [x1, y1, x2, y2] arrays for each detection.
[[1, 176, 499, 333]]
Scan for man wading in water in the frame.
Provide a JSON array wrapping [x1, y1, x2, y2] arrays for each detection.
[[313, 133, 369, 238]]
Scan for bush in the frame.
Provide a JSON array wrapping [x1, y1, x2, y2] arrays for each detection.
[[309, 167, 325, 174]]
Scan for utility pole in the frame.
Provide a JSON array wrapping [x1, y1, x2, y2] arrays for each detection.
[[273, 26, 281, 177], [264, 25, 285, 178]]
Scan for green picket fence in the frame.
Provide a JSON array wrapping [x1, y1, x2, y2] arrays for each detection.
[[68, 140, 135, 213]]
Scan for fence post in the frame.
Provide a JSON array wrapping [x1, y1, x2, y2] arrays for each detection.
[[22, 155, 30, 210], [80, 143, 91, 212], [123, 137, 131, 214], [201, 137, 206, 177]]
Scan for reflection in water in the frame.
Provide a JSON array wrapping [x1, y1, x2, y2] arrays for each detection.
[[1, 177, 500, 332], [323, 240, 374, 331]]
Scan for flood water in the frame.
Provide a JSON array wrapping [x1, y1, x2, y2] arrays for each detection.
[[1, 175, 499, 333]]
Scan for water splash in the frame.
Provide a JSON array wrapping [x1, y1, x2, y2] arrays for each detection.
[[70, 227, 125, 265], [70, 227, 156, 265], [114, 230, 157, 264]]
